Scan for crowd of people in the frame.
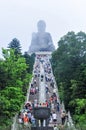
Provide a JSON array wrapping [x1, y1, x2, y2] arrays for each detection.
[[17, 54, 68, 130]]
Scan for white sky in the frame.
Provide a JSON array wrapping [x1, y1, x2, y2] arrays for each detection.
[[0, 0, 86, 57]]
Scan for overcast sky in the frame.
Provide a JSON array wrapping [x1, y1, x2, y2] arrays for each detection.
[[0, 0, 86, 58]]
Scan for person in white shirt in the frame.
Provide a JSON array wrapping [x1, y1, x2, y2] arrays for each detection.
[[54, 125, 59, 130], [52, 112, 57, 123]]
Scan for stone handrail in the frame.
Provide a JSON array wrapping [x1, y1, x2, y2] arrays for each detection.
[[67, 111, 76, 130], [11, 114, 18, 130]]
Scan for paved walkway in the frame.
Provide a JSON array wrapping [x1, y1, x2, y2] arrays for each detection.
[[28, 54, 62, 126], [12, 53, 75, 130]]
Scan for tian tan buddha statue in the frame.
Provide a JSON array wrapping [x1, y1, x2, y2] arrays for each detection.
[[28, 20, 55, 53]]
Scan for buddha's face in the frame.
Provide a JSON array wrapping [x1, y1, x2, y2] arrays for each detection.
[[37, 20, 46, 33]]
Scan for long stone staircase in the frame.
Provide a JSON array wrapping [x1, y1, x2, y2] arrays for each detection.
[[11, 52, 76, 130]]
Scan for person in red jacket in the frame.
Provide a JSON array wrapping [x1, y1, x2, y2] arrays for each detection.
[[23, 114, 29, 128]]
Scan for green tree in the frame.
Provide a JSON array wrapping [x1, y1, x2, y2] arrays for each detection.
[[23, 52, 35, 74], [0, 48, 32, 128], [8, 38, 21, 55], [51, 31, 86, 128]]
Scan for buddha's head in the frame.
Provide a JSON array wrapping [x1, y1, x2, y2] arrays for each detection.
[[37, 20, 46, 33]]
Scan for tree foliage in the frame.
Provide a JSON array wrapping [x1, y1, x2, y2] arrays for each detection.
[[8, 38, 21, 55], [0, 48, 33, 128], [51, 31, 86, 128], [23, 52, 35, 74]]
